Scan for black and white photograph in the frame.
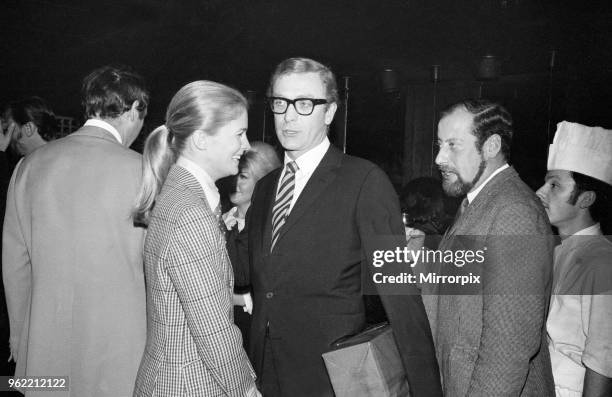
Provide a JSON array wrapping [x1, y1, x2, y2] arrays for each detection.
[[1, 1, 611, 396]]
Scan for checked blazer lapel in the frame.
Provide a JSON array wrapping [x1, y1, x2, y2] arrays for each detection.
[[170, 165, 212, 212], [272, 146, 341, 250]]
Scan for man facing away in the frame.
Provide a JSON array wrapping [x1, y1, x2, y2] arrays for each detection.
[[422, 99, 555, 396], [3, 66, 148, 396], [246, 57, 442, 397], [536, 121, 612, 397]]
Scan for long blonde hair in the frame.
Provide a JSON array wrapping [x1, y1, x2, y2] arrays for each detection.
[[132, 81, 247, 225]]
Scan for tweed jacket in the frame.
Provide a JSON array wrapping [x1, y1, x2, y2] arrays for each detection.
[[3, 126, 146, 397], [422, 166, 555, 396], [133, 165, 256, 397], [247, 145, 442, 397]]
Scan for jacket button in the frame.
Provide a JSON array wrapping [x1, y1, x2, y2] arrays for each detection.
[[265, 292, 274, 299]]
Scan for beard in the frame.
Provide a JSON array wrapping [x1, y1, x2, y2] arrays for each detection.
[[440, 159, 487, 197]]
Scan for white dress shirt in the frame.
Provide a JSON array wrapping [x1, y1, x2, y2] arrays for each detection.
[[84, 119, 123, 145], [223, 206, 246, 232], [176, 157, 220, 212], [278, 137, 330, 214]]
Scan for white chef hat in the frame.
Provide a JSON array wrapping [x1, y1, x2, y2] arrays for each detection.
[[547, 121, 612, 185]]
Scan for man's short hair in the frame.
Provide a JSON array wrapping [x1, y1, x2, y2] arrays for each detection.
[[569, 171, 612, 225], [268, 57, 339, 104], [441, 99, 513, 160], [10, 96, 59, 141], [82, 65, 149, 120]]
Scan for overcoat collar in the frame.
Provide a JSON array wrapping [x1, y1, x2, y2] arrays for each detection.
[[71, 125, 125, 146]]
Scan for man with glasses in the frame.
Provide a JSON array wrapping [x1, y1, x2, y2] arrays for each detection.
[[246, 57, 441, 397]]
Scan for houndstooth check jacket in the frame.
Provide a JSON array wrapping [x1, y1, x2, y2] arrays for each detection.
[[422, 166, 555, 396], [133, 165, 256, 397]]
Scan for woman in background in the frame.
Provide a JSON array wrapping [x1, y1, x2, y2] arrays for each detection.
[[132, 81, 260, 396], [400, 176, 457, 248], [8, 96, 59, 156], [223, 141, 281, 349]]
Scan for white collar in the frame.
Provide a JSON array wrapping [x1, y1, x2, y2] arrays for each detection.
[[176, 156, 219, 211], [84, 119, 122, 144], [284, 136, 330, 173], [467, 163, 509, 204], [223, 206, 246, 232], [573, 223, 602, 236]]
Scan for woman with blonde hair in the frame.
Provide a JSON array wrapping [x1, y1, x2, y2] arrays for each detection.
[[132, 81, 260, 396], [223, 141, 281, 348]]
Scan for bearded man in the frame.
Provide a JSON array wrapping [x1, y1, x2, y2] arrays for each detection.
[[422, 99, 555, 396]]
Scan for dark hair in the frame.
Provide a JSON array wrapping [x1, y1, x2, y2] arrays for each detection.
[[82, 65, 149, 120], [401, 177, 445, 223], [569, 171, 612, 225], [441, 99, 513, 160], [10, 96, 59, 141], [268, 57, 339, 104]]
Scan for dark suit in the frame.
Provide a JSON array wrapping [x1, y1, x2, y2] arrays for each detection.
[[226, 222, 252, 349], [422, 166, 555, 396], [248, 144, 442, 396]]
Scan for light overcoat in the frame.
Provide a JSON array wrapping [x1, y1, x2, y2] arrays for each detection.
[[2, 126, 146, 396]]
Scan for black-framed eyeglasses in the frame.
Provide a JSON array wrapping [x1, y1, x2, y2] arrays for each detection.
[[267, 97, 328, 116]]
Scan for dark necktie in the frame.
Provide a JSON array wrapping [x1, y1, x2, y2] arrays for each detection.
[[271, 161, 298, 251], [458, 197, 469, 216], [445, 197, 469, 238]]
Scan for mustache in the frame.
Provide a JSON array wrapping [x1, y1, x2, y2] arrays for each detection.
[[438, 166, 457, 174]]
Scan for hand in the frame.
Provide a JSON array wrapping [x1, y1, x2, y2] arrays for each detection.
[[246, 384, 262, 397], [405, 227, 426, 251], [405, 226, 425, 241], [233, 293, 246, 307], [242, 292, 253, 315], [0, 120, 13, 152]]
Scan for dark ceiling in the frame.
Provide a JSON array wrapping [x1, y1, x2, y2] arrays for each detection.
[[1, 0, 611, 122]]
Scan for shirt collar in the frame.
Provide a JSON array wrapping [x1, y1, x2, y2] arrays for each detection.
[[84, 119, 122, 144], [284, 136, 330, 174], [176, 156, 220, 211], [573, 223, 602, 236], [223, 206, 246, 232], [467, 163, 509, 204]]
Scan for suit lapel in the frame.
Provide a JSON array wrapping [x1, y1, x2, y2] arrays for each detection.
[[444, 166, 518, 238], [273, 146, 342, 249]]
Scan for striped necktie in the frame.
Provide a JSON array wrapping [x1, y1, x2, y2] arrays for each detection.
[[271, 161, 298, 251]]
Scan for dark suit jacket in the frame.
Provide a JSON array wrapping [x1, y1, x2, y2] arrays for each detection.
[[248, 144, 442, 396], [422, 166, 555, 396]]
